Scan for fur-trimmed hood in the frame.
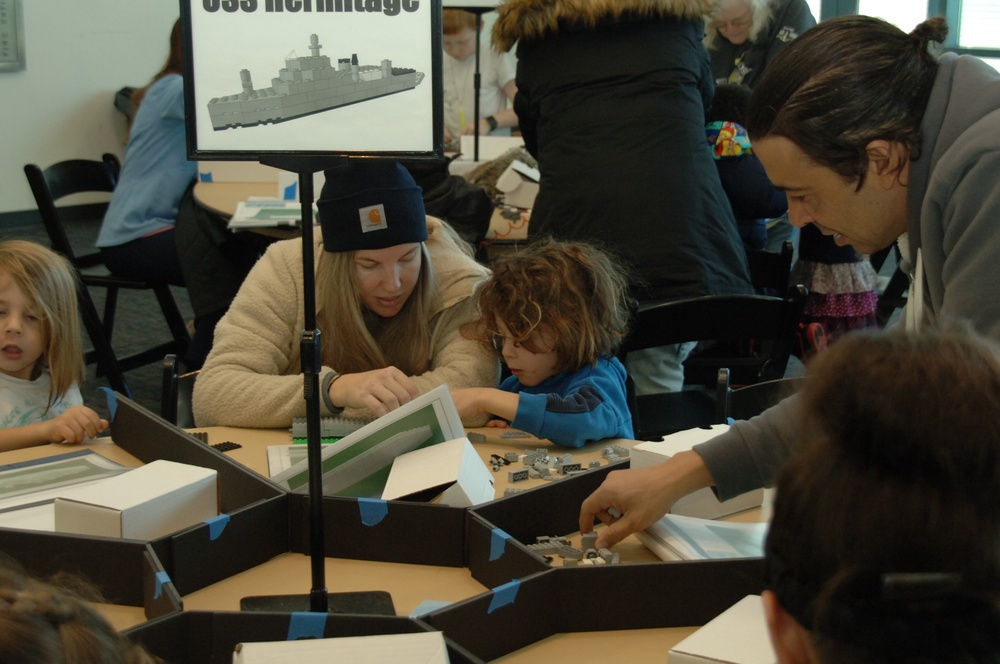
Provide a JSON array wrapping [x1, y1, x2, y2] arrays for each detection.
[[492, 0, 714, 51]]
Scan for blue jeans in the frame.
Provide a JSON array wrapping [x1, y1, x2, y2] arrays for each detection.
[[626, 341, 698, 395]]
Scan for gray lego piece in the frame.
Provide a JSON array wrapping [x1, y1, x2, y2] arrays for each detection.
[[499, 429, 532, 438], [291, 415, 372, 438], [508, 468, 530, 483]]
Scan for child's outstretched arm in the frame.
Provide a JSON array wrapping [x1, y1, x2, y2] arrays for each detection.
[[451, 387, 519, 426], [0, 405, 109, 452]]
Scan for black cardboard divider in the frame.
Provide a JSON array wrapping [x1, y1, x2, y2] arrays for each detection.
[[472, 459, 627, 544], [466, 460, 625, 587], [423, 568, 562, 662], [425, 559, 765, 661], [143, 548, 184, 619], [0, 529, 180, 619], [465, 510, 549, 589], [287, 493, 467, 567], [109, 394, 290, 595], [124, 610, 486, 663]]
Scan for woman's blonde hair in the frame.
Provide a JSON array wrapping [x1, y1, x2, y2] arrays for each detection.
[[0, 240, 84, 408], [315, 238, 440, 376]]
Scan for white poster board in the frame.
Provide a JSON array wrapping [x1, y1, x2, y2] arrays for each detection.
[[181, 0, 442, 159]]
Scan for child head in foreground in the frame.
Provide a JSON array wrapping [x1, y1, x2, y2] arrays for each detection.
[[473, 238, 630, 386], [0, 556, 160, 663], [764, 328, 1000, 663]]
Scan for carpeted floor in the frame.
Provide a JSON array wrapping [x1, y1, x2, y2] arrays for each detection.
[[1, 213, 194, 421]]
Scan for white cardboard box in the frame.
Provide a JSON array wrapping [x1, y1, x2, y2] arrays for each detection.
[[381, 437, 494, 507], [669, 595, 776, 664], [631, 425, 764, 519], [233, 631, 448, 663], [495, 160, 540, 210], [54, 459, 218, 540]]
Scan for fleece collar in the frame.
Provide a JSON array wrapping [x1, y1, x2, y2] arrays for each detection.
[[493, 0, 714, 51]]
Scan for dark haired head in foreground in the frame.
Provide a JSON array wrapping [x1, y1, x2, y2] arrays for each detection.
[[765, 329, 1000, 663]]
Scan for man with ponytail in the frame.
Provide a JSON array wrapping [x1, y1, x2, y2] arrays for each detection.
[[582, 16, 1000, 552]]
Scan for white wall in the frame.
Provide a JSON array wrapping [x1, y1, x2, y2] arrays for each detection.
[[1, 1, 180, 215]]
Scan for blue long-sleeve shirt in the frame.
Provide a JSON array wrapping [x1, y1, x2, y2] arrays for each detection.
[[501, 356, 633, 448]]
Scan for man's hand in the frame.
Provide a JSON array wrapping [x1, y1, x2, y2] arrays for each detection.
[[578, 450, 714, 549]]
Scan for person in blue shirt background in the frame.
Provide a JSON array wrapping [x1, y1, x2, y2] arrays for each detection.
[[97, 19, 192, 288], [451, 239, 633, 448]]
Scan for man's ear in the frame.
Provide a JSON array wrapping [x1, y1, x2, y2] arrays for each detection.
[[762, 590, 816, 664], [866, 139, 909, 186]]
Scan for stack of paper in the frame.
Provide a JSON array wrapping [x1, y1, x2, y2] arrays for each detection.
[[229, 199, 317, 230], [669, 595, 775, 663], [637, 513, 768, 562]]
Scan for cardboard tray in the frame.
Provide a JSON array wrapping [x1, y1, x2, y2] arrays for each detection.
[[423, 559, 764, 662], [287, 493, 468, 567], [108, 393, 290, 596], [467, 459, 626, 587], [1, 527, 181, 621], [125, 610, 484, 664]]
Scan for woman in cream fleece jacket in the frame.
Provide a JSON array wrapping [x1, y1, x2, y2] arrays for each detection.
[[194, 162, 498, 428]]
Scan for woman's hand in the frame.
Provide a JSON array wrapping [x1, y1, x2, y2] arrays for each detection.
[[45, 406, 109, 444], [328, 367, 421, 417]]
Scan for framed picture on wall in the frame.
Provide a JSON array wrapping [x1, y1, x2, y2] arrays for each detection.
[[0, 0, 26, 72], [181, 0, 443, 161]]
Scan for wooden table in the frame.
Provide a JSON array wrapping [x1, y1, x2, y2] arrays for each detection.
[[0, 428, 765, 662]]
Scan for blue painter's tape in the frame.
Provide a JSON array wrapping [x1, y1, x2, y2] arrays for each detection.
[[358, 498, 388, 526], [487, 578, 520, 614], [283, 182, 298, 201], [153, 571, 171, 600], [99, 387, 118, 420], [199, 172, 214, 182], [726, 417, 736, 426], [204, 514, 230, 541], [287, 612, 327, 640], [409, 599, 451, 618], [489, 528, 512, 561]]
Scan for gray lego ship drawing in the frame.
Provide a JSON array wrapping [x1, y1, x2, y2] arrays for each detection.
[[207, 34, 425, 130]]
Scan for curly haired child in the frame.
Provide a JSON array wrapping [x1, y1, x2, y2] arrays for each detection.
[[0, 240, 107, 451], [451, 239, 633, 448]]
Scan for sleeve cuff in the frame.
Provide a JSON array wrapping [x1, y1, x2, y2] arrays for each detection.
[[321, 371, 345, 415]]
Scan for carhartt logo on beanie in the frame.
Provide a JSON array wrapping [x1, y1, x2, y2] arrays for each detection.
[[317, 160, 427, 253]]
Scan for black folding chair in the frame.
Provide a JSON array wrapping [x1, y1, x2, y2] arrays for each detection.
[[23, 155, 190, 395], [618, 286, 807, 440]]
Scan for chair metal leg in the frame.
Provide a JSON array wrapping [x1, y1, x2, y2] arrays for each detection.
[[76, 283, 131, 397], [153, 284, 192, 351], [102, 286, 119, 341]]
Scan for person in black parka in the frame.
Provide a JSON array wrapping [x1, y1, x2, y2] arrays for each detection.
[[493, 0, 753, 392]]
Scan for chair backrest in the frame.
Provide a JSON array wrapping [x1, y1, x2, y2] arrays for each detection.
[[162, 354, 198, 429], [745, 240, 793, 296], [23, 154, 120, 266], [715, 367, 805, 422], [619, 285, 808, 388]]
